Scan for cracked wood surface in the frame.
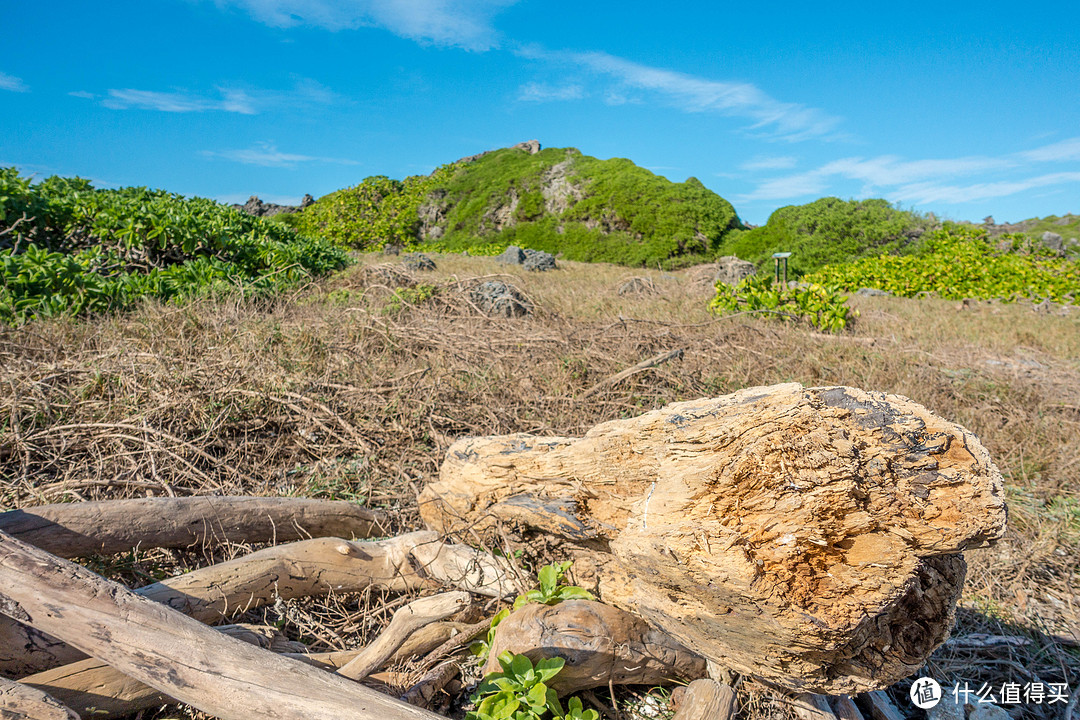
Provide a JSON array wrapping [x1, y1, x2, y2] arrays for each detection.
[[419, 383, 1007, 693]]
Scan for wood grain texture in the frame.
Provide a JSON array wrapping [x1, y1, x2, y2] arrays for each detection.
[[0, 675, 80, 720], [0, 529, 447, 720], [672, 679, 736, 720], [419, 383, 1007, 693], [0, 496, 388, 558]]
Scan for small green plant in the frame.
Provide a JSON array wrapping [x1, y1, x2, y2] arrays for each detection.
[[710, 274, 855, 332], [383, 283, 437, 315], [512, 560, 595, 610], [467, 651, 599, 720]]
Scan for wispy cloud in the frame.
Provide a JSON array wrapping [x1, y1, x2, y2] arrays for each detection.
[[215, 0, 518, 50], [521, 48, 843, 142], [102, 88, 257, 114], [85, 77, 338, 115], [741, 155, 798, 171], [203, 142, 359, 168], [518, 82, 583, 102], [737, 136, 1080, 206], [0, 71, 28, 93]]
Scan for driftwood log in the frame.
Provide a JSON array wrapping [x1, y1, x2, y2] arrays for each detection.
[[22, 623, 466, 720], [419, 383, 1008, 693], [483, 600, 706, 694], [0, 529, 446, 720], [0, 675, 81, 720], [0, 496, 388, 558], [0, 532, 429, 677], [672, 679, 736, 720]]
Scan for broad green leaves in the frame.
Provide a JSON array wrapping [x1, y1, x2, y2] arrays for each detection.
[[710, 274, 856, 333], [468, 652, 599, 720]]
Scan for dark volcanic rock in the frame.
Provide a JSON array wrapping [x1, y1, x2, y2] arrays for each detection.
[[232, 195, 310, 217], [495, 246, 527, 265], [469, 280, 531, 317], [523, 249, 557, 272], [712, 256, 757, 286], [402, 253, 437, 271]]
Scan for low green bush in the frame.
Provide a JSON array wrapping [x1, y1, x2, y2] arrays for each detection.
[[710, 274, 856, 332], [719, 197, 931, 276], [0, 167, 348, 325], [808, 225, 1080, 303]]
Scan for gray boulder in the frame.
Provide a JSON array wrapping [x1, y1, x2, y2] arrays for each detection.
[[856, 287, 892, 296], [495, 245, 527, 265], [469, 280, 531, 317], [618, 276, 657, 295], [402, 253, 436, 271], [712, 256, 757, 286], [1041, 231, 1064, 254], [523, 249, 557, 272]]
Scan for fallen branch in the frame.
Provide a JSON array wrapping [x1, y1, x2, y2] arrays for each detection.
[[792, 694, 839, 720], [0, 496, 389, 558], [410, 537, 521, 598], [0, 675, 80, 720], [580, 348, 684, 398], [0, 531, 433, 677], [21, 625, 305, 719], [833, 695, 866, 720], [0, 529, 447, 720], [399, 660, 459, 709], [483, 599, 706, 695], [337, 592, 472, 681]]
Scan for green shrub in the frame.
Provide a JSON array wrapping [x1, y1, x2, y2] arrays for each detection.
[[809, 225, 1080, 303], [0, 167, 349, 325], [710, 274, 856, 332], [720, 197, 931, 276]]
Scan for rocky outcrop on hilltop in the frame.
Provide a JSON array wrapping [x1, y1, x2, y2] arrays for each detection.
[[233, 194, 315, 218]]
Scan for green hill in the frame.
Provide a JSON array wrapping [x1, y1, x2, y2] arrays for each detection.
[[294, 143, 744, 268], [717, 197, 934, 276]]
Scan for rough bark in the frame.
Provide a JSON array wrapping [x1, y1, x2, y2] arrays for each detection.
[[672, 679, 736, 720], [0, 529, 447, 720], [0, 675, 80, 720], [0, 496, 388, 558], [0, 532, 430, 677], [419, 383, 1007, 693], [482, 600, 706, 695]]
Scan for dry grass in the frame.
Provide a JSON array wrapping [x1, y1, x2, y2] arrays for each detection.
[[1, 252, 1077, 719]]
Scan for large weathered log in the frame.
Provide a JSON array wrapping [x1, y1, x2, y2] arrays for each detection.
[[483, 600, 706, 694], [419, 383, 1007, 694], [0, 675, 80, 720], [0, 532, 429, 677], [672, 679, 736, 720], [0, 496, 388, 558], [0, 529, 446, 720]]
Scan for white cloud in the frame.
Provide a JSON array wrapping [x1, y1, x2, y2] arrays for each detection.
[[97, 78, 336, 115], [1019, 137, 1080, 163], [738, 138, 1080, 205], [892, 172, 1080, 205], [533, 50, 843, 142], [0, 72, 28, 92], [68, 90, 96, 99], [215, 0, 518, 50], [203, 142, 359, 168], [741, 155, 798, 171], [103, 88, 257, 114], [518, 82, 583, 102]]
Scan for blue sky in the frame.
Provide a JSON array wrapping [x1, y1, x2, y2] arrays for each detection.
[[1, 0, 1078, 225]]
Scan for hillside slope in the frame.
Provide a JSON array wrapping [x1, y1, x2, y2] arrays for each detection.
[[297, 142, 744, 268]]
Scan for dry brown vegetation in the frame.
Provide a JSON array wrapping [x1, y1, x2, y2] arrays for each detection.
[[1, 253, 1078, 719]]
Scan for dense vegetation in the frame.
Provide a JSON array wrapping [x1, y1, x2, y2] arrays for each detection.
[[0, 168, 348, 325], [718, 197, 932, 276], [290, 163, 458, 250], [809, 224, 1080, 303], [294, 146, 743, 268], [710, 274, 855, 332]]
